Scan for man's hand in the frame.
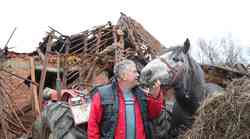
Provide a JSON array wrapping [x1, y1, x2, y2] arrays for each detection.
[[150, 80, 161, 98]]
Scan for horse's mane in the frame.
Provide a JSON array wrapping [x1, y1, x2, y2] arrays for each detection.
[[159, 46, 182, 56]]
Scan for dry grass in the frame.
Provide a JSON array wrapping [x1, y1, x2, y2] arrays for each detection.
[[181, 77, 250, 139]]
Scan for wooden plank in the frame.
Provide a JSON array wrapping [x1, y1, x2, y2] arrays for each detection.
[[30, 57, 41, 117], [38, 32, 53, 110]]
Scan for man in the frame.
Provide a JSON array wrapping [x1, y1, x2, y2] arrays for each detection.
[[88, 59, 163, 139]]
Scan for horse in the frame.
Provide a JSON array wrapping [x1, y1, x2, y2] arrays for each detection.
[[140, 38, 223, 138]]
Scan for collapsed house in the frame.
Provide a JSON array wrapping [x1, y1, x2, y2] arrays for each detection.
[[0, 13, 164, 138], [0, 13, 249, 138]]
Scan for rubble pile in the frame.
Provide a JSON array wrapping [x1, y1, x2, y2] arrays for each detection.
[[0, 54, 34, 138], [201, 64, 250, 87], [181, 77, 250, 139], [36, 13, 163, 90]]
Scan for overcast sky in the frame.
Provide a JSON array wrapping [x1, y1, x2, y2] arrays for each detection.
[[0, 0, 250, 54]]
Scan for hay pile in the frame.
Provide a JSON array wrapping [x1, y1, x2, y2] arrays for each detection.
[[181, 77, 250, 139]]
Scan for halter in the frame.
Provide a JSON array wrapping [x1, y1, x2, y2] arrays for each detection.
[[158, 57, 179, 84], [158, 55, 194, 98]]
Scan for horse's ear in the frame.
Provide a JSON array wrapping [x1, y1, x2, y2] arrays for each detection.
[[183, 38, 190, 54]]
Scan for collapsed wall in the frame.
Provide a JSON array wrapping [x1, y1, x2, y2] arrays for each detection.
[[0, 53, 34, 138]]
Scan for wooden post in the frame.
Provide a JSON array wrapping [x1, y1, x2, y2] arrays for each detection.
[[38, 32, 54, 110], [113, 26, 124, 63], [62, 39, 70, 88], [30, 57, 41, 117], [56, 53, 61, 97]]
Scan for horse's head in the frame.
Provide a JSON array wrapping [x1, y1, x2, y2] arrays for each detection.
[[141, 39, 216, 137], [140, 38, 192, 88]]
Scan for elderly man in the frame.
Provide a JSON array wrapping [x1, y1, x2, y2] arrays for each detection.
[[88, 59, 163, 139]]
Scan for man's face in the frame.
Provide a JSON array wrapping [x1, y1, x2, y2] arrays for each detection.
[[124, 65, 139, 88]]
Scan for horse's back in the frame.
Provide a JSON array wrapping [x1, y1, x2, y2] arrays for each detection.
[[204, 82, 224, 96]]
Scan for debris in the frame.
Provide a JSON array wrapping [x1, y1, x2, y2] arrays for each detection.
[[201, 64, 249, 87], [36, 13, 163, 91], [0, 72, 29, 138]]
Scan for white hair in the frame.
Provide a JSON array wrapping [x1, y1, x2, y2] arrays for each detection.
[[113, 59, 136, 79]]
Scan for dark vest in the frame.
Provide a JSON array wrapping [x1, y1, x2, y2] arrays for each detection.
[[97, 81, 153, 139]]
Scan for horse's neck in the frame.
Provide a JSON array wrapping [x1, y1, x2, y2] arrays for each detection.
[[170, 55, 207, 130], [185, 56, 206, 101], [173, 56, 206, 115]]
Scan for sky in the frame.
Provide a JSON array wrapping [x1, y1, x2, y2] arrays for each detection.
[[0, 0, 250, 56]]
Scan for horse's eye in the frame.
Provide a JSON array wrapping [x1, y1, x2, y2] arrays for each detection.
[[173, 57, 179, 62]]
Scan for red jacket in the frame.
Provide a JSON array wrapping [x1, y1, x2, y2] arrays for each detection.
[[88, 87, 163, 139]]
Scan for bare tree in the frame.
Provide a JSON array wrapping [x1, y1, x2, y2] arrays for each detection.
[[196, 34, 246, 65], [197, 38, 221, 64]]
